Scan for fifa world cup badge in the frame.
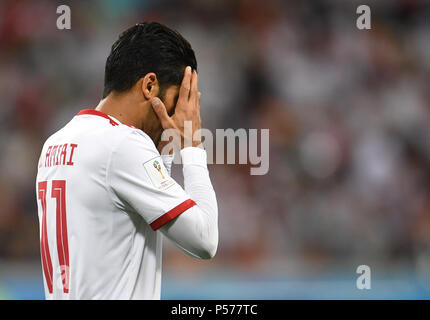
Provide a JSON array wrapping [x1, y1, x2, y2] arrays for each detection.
[[143, 157, 174, 190], [153, 160, 165, 179]]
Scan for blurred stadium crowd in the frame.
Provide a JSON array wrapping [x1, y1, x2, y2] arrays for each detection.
[[0, 0, 429, 280]]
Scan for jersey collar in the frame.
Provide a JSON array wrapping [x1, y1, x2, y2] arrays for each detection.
[[77, 109, 120, 126]]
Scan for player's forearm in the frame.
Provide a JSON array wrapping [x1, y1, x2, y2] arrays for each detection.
[[160, 147, 218, 259], [161, 204, 218, 259], [181, 147, 218, 256]]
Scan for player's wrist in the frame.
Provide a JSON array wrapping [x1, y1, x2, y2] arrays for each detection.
[[180, 146, 207, 167]]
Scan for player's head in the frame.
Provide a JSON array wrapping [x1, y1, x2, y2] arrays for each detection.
[[103, 21, 197, 104]]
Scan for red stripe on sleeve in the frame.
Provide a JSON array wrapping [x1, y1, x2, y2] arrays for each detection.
[[150, 199, 196, 231]]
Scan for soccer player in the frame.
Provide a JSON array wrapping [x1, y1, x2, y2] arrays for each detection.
[[35, 22, 218, 299]]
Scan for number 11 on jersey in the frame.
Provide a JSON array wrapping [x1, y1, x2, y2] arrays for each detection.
[[37, 180, 70, 294]]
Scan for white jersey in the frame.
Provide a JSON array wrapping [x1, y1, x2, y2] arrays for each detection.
[[35, 109, 205, 299]]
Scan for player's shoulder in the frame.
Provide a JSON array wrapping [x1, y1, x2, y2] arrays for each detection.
[[107, 125, 162, 173], [40, 124, 69, 151], [74, 109, 155, 147], [113, 124, 158, 155], [83, 119, 159, 161]]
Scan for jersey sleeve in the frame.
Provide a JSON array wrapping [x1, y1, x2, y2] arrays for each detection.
[[106, 130, 196, 230], [161, 154, 174, 176]]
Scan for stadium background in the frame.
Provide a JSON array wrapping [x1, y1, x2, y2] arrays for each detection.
[[0, 0, 429, 299]]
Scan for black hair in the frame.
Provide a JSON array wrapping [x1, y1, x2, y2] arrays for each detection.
[[103, 22, 197, 99]]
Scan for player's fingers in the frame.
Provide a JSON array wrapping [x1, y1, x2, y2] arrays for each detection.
[[197, 91, 201, 110], [178, 66, 192, 103], [190, 70, 198, 102], [151, 97, 172, 129]]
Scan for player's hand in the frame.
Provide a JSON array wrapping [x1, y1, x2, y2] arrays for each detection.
[[151, 66, 202, 149]]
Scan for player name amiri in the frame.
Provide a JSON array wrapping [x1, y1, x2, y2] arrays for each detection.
[[39, 143, 78, 168]]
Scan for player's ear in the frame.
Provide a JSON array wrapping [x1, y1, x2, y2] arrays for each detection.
[[141, 72, 159, 100]]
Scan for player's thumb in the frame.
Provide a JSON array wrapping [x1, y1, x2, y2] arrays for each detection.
[[151, 97, 171, 128]]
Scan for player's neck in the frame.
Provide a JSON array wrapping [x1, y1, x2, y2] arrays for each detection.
[[95, 92, 146, 129], [95, 91, 163, 145]]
